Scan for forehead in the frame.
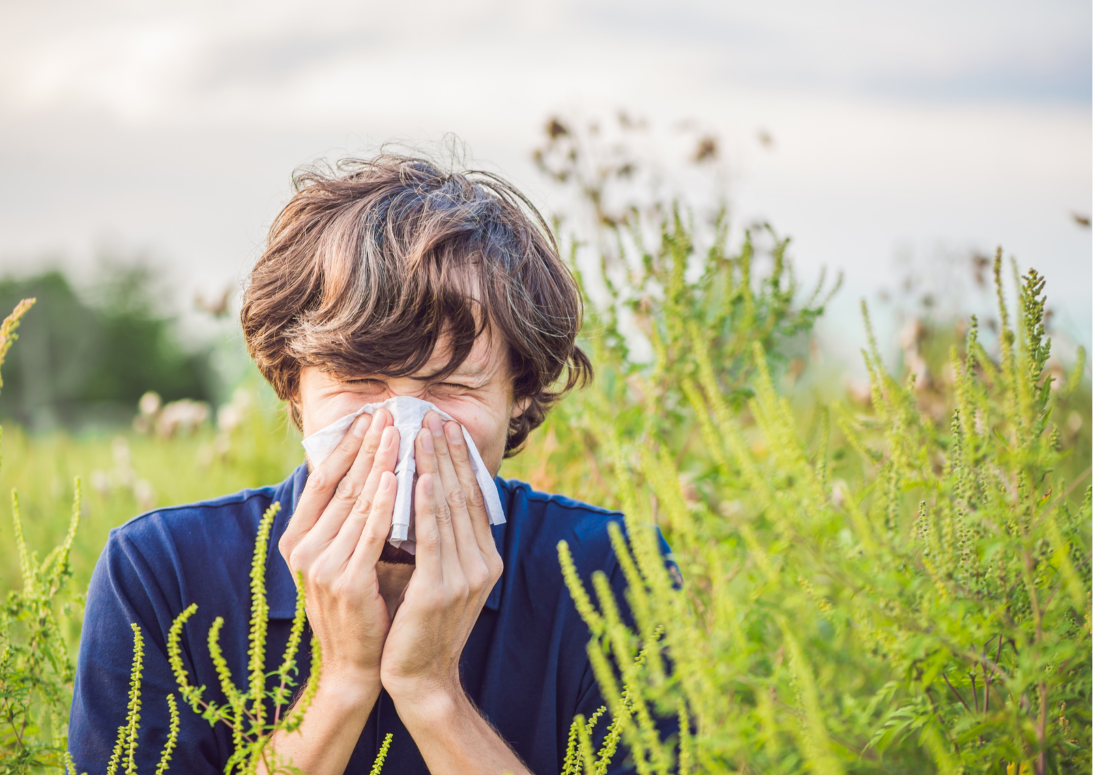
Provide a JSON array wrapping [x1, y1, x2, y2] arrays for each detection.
[[421, 326, 510, 378], [334, 325, 509, 382]]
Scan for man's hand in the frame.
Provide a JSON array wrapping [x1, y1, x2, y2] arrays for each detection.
[[380, 411, 504, 705], [278, 408, 399, 694], [379, 412, 530, 774]]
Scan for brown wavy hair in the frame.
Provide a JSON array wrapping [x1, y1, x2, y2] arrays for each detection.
[[240, 153, 592, 455]]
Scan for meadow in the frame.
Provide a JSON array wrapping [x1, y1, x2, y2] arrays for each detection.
[[0, 119, 1089, 773]]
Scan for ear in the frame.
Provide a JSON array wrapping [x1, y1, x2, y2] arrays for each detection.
[[511, 396, 532, 420], [287, 395, 304, 433]]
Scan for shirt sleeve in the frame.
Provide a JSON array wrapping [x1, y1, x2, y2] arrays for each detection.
[[570, 526, 681, 775], [68, 524, 227, 774]]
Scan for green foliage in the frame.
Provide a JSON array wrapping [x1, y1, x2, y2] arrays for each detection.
[[168, 502, 325, 775], [0, 266, 219, 432], [526, 115, 1092, 774], [0, 298, 83, 773], [0, 380, 301, 597], [0, 118, 1088, 774], [548, 218, 1091, 771], [0, 300, 382, 774]]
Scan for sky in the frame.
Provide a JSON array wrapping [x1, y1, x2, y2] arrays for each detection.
[[1, 0, 1089, 363]]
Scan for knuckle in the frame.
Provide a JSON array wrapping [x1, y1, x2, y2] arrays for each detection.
[[302, 566, 322, 590], [361, 432, 383, 458], [308, 468, 331, 491], [353, 492, 374, 516], [467, 562, 490, 589], [337, 430, 359, 453], [448, 487, 468, 510], [288, 546, 310, 571], [435, 501, 452, 525], [418, 530, 439, 551], [466, 486, 486, 510], [332, 575, 356, 599], [309, 561, 336, 589], [333, 475, 361, 503]]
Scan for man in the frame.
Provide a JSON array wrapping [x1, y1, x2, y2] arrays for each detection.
[[70, 155, 672, 773]]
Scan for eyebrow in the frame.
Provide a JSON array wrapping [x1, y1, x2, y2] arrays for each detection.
[[411, 365, 488, 382]]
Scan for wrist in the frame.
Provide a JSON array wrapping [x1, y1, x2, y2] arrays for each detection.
[[386, 677, 467, 726], [313, 667, 382, 711]]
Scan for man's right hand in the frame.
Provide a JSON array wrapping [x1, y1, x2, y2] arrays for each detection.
[[278, 408, 399, 692]]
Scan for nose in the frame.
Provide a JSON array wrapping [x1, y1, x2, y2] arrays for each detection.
[[380, 379, 430, 401]]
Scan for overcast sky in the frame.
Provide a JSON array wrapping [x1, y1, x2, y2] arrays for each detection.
[[1, 0, 1089, 358]]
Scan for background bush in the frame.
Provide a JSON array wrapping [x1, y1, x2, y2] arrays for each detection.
[[518, 116, 1092, 774], [0, 263, 221, 433]]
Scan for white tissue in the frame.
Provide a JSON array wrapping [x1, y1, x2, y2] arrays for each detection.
[[300, 396, 506, 555]]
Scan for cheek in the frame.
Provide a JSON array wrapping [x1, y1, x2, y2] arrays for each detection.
[[434, 401, 511, 467]]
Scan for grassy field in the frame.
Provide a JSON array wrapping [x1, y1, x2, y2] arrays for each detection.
[[0, 379, 301, 597]]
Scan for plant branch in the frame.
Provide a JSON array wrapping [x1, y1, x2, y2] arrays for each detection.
[[941, 673, 972, 714]]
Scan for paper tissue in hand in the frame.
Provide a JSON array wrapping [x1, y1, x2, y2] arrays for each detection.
[[300, 395, 506, 554]]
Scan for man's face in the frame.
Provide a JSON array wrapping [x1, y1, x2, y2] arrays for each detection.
[[295, 329, 521, 478]]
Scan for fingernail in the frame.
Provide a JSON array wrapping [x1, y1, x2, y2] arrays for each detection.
[[382, 427, 397, 449], [427, 413, 443, 435], [423, 474, 434, 495], [352, 414, 371, 437], [380, 473, 393, 492], [421, 430, 434, 453], [445, 423, 463, 445]]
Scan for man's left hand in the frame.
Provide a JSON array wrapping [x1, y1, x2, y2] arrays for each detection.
[[379, 411, 504, 711]]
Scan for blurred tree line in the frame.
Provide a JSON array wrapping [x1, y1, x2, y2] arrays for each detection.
[[0, 262, 220, 433]]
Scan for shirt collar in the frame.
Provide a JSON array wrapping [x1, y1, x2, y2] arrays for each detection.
[[266, 464, 506, 619]]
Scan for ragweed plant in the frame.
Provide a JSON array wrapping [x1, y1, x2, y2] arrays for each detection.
[[0, 478, 80, 774], [0, 297, 83, 774], [166, 501, 320, 775], [559, 253, 1091, 774], [164, 502, 387, 773], [524, 114, 839, 506], [99, 625, 179, 775]]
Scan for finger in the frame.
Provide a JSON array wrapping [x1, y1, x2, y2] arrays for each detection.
[[424, 414, 479, 570], [441, 420, 494, 556], [415, 427, 461, 579], [302, 410, 391, 550], [417, 423, 464, 575], [323, 423, 400, 569], [345, 471, 398, 577], [281, 412, 371, 554], [411, 472, 443, 581], [430, 417, 487, 572]]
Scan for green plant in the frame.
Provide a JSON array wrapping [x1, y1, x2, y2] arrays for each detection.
[[0, 299, 377, 774], [559, 248, 1091, 773], [167, 502, 323, 775], [0, 297, 82, 773]]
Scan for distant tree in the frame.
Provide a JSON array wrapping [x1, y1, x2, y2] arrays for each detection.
[[0, 264, 218, 431]]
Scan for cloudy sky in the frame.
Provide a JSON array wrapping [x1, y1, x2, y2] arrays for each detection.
[[1, 0, 1089, 356]]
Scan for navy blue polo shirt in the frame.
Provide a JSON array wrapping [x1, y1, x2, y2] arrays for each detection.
[[70, 464, 675, 773]]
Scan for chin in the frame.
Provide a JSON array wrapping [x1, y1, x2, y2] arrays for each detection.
[[379, 542, 417, 565]]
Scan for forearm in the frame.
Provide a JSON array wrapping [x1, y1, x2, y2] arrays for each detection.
[[395, 689, 533, 775], [256, 674, 381, 775]]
